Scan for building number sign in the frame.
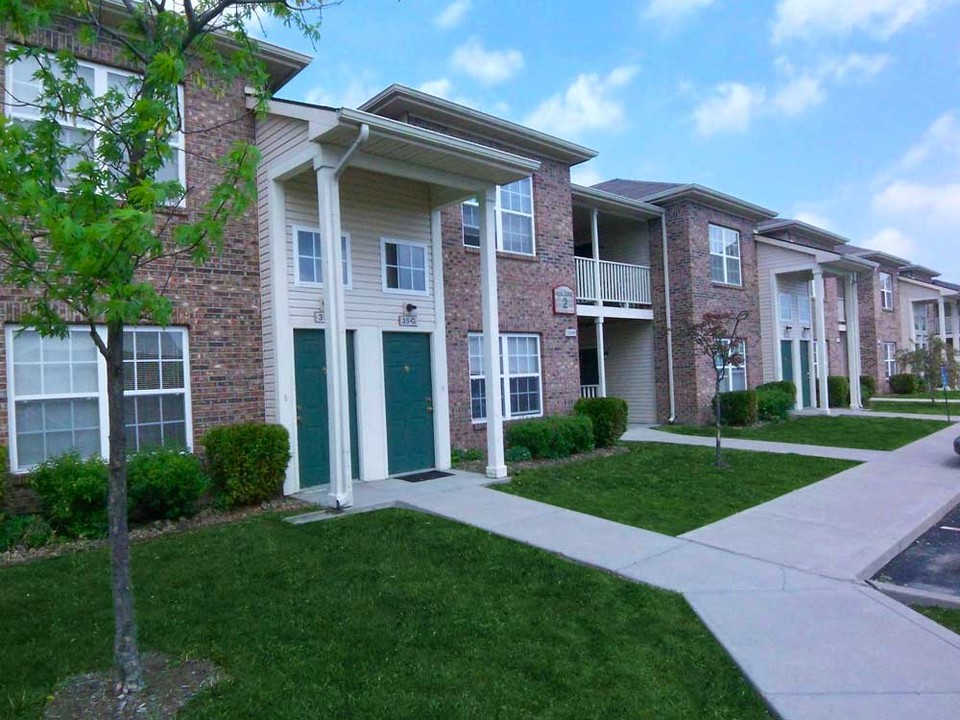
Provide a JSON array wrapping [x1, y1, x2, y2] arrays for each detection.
[[553, 285, 576, 315]]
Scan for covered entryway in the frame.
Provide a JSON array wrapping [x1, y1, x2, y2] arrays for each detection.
[[294, 329, 360, 488], [383, 332, 435, 474]]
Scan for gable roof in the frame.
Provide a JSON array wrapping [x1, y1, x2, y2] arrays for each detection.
[[593, 178, 777, 221], [843, 244, 912, 268], [756, 218, 852, 247], [359, 84, 597, 165], [593, 179, 682, 198]]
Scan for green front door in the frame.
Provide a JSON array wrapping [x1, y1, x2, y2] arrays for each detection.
[[383, 332, 435, 474], [293, 329, 360, 489], [780, 340, 794, 394], [799, 340, 812, 408]]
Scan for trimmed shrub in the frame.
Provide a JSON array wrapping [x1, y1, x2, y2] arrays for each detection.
[[712, 390, 758, 427], [827, 376, 850, 408], [860, 375, 877, 404], [574, 397, 629, 448], [889, 373, 918, 395], [757, 380, 798, 398], [202, 423, 291, 508], [505, 416, 594, 460], [504, 446, 532, 463], [128, 447, 208, 523], [756, 388, 794, 422], [29, 452, 108, 539], [451, 447, 483, 465]]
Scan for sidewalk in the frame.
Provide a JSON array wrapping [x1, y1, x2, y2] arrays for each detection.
[[290, 424, 960, 719], [825, 407, 954, 422], [621, 424, 887, 462]]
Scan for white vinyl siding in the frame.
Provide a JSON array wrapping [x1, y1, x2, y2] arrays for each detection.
[[716, 339, 747, 392], [603, 320, 656, 424], [883, 342, 897, 378], [468, 333, 542, 422], [6, 326, 191, 471], [709, 224, 741, 286], [293, 227, 351, 287], [880, 272, 894, 310], [461, 176, 535, 255]]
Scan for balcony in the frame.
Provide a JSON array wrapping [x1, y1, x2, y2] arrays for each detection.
[[580, 384, 600, 399], [575, 257, 651, 307]]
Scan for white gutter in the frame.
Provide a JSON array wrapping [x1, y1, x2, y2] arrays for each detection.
[[660, 215, 676, 423], [334, 123, 370, 179]]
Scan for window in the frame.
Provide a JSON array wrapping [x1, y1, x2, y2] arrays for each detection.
[[778, 291, 810, 325], [4, 52, 185, 192], [382, 239, 428, 294], [714, 339, 747, 392], [7, 326, 191, 471], [461, 176, 535, 255], [709, 224, 741, 286], [883, 342, 897, 378], [294, 227, 351, 286], [468, 333, 542, 422], [879, 272, 894, 310]]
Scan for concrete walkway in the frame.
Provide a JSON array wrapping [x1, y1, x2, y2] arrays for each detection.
[[290, 424, 960, 719], [621, 424, 888, 462], [821, 407, 954, 422]]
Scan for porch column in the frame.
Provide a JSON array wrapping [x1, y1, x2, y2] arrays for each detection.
[[479, 186, 506, 478], [316, 163, 353, 508], [595, 317, 607, 397], [909, 302, 918, 348], [591, 208, 602, 307], [844, 274, 862, 409], [813, 270, 831, 413], [938, 297, 948, 347], [953, 300, 960, 359]]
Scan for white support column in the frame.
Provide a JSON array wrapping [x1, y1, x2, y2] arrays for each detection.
[[844, 274, 862, 409], [953, 300, 960, 360], [813, 270, 831, 414], [479, 186, 506, 478], [938, 297, 948, 347], [430, 209, 452, 470], [595, 317, 607, 398], [316, 163, 353, 508], [909, 302, 918, 348], [590, 208, 602, 306]]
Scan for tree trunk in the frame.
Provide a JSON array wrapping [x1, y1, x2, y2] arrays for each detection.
[[714, 380, 723, 467], [105, 320, 142, 693]]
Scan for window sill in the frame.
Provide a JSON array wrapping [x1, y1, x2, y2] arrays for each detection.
[[464, 246, 540, 262], [712, 281, 745, 290]]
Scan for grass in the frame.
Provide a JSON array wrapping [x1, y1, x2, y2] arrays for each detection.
[[916, 607, 960, 636], [661, 415, 950, 450], [0, 509, 771, 720], [877, 391, 960, 400], [870, 401, 960, 417], [497, 442, 856, 536]]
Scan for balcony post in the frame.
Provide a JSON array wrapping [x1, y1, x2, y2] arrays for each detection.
[[813, 270, 831, 414], [591, 208, 602, 307], [844, 274, 862, 410], [595, 317, 607, 398]]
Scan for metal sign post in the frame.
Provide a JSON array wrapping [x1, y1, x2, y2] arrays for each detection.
[[942, 364, 951, 422]]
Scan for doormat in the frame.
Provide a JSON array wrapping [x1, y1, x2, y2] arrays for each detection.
[[395, 470, 454, 483]]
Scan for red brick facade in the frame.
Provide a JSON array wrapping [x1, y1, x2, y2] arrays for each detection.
[[857, 264, 903, 392]]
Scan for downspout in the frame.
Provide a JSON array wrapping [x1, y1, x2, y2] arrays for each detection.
[[660, 214, 677, 422], [334, 123, 370, 178]]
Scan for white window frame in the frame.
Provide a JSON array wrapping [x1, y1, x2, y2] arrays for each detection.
[[709, 224, 742, 286], [381, 238, 430, 296], [879, 272, 894, 310], [461, 198, 480, 247], [3, 51, 186, 200], [715, 338, 747, 392], [468, 332, 543, 423], [292, 226, 352, 289], [460, 176, 536, 256], [882, 342, 897, 378], [5, 325, 193, 472]]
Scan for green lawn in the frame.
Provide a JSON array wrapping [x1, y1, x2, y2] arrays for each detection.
[[661, 415, 950, 450], [0, 510, 771, 720], [497, 443, 856, 536], [870, 401, 960, 417], [877, 391, 960, 400], [916, 607, 960, 636]]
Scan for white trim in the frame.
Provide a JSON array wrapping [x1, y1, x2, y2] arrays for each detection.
[[461, 176, 536, 256], [468, 332, 544, 423], [291, 225, 352, 289], [880, 272, 895, 310], [709, 223, 742, 286], [380, 237, 431, 296], [430, 210, 452, 471]]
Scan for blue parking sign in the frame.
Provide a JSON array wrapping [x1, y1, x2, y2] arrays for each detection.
[[942, 364, 949, 388]]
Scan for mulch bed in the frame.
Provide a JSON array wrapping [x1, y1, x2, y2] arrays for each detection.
[[1, 497, 309, 568], [454, 445, 629, 476], [44, 652, 220, 720]]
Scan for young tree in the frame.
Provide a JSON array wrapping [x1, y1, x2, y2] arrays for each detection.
[[688, 311, 749, 467], [898, 337, 960, 399], [0, 0, 329, 696]]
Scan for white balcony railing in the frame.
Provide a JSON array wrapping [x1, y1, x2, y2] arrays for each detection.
[[575, 257, 651, 306], [580, 384, 600, 399]]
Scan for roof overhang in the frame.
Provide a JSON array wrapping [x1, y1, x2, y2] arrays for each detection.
[[757, 219, 852, 247], [757, 235, 877, 273], [900, 275, 956, 297], [359, 84, 597, 166], [902, 264, 941, 279], [571, 184, 663, 221], [641, 184, 777, 221], [851, 248, 912, 268]]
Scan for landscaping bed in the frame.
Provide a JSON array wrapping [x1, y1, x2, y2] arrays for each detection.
[[0, 509, 771, 719], [661, 415, 950, 450], [497, 442, 856, 536]]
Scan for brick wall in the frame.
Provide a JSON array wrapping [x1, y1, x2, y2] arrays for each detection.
[[0, 22, 264, 475], [858, 265, 902, 391], [652, 201, 764, 423]]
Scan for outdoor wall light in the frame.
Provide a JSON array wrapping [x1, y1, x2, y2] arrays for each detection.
[[404, 303, 418, 316]]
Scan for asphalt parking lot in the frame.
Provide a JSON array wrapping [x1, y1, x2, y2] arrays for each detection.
[[874, 501, 960, 598]]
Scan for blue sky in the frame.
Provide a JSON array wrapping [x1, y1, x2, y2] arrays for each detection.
[[255, 0, 960, 281]]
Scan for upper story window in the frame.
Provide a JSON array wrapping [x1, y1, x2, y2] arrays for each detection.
[[382, 238, 428, 295], [294, 227, 351, 287], [879, 272, 894, 310], [709, 224, 741, 286], [779, 291, 811, 325], [4, 52, 185, 192], [461, 176, 535, 255]]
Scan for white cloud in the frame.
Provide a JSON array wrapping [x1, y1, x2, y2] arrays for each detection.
[[435, 0, 471, 29], [864, 227, 917, 258], [419, 78, 454, 98], [773, 76, 825, 115], [643, 0, 715, 22], [450, 38, 524, 85], [571, 164, 604, 188], [305, 76, 381, 110], [772, 0, 944, 42], [872, 181, 960, 227], [898, 111, 960, 170], [523, 65, 639, 137], [692, 83, 766, 136]]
